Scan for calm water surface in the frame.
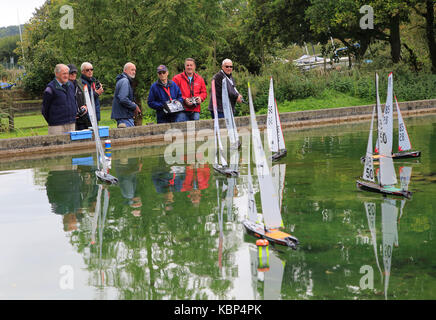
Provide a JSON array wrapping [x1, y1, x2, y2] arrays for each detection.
[[1, 115, 435, 300]]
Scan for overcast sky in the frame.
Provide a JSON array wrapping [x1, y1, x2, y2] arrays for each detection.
[[0, 0, 47, 28]]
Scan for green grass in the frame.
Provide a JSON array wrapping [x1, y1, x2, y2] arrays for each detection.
[[258, 89, 373, 114], [0, 107, 118, 139]]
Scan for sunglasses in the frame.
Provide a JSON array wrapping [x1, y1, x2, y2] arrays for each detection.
[[158, 71, 166, 75], [85, 68, 93, 72], [224, 65, 233, 69]]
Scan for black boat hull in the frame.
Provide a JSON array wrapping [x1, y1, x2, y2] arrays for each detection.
[[96, 170, 118, 184], [271, 149, 287, 162], [242, 220, 299, 249], [360, 150, 421, 163], [213, 165, 238, 177], [356, 179, 412, 199]]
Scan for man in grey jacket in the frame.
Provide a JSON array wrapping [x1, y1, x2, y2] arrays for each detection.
[[111, 62, 141, 128]]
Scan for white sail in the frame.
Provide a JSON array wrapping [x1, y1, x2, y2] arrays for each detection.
[[222, 78, 239, 149], [376, 73, 383, 155], [276, 100, 286, 151], [381, 198, 398, 300], [380, 73, 394, 156], [84, 85, 108, 173], [395, 96, 412, 152], [379, 156, 397, 186], [375, 74, 397, 186], [363, 106, 376, 182], [212, 79, 228, 167], [267, 77, 285, 153], [267, 77, 279, 153], [248, 83, 283, 229], [364, 202, 383, 282]]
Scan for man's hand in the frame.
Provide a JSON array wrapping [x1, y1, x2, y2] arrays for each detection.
[[134, 105, 141, 116], [236, 95, 243, 103], [95, 85, 104, 96], [185, 98, 193, 106]]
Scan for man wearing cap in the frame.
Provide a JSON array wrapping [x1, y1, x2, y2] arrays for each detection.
[[111, 62, 141, 128], [208, 58, 243, 119], [67, 64, 89, 130], [42, 64, 77, 135], [147, 65, 184, 124], [172, 58, 207, 121]]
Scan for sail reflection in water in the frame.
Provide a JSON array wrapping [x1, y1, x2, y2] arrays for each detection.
[[363, 195, 407, 300]]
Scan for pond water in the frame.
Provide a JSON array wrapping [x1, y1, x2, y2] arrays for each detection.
[[1, 114, 435, 300]]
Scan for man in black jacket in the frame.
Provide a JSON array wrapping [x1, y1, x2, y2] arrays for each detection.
[[208, 58, 243, 119], [67, 64, 89, 130]]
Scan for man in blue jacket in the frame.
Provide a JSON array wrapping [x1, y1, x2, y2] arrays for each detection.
[[147, 65, 184, 124], [111, 62, 141, 128], [42, 64, 77, 135]]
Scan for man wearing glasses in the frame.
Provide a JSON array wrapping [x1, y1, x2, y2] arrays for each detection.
[[208, 58, 243, 119]]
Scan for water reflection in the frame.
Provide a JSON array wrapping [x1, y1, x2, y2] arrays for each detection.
[[114, 157, 143, 216], [363, 194, 409, 300], [46, 164, 98, 231]]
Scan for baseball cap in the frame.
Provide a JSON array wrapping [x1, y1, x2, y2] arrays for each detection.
[[67, 64, 78, 74], [157, 65, 168, 73]]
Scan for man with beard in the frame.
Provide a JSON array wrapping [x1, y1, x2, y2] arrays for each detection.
[[111, 62, 141, 128]]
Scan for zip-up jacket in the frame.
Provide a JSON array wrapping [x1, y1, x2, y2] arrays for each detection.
[[147, 80, 183, 123], [41, 79, 77, 126], [172, 72, 207, 113]]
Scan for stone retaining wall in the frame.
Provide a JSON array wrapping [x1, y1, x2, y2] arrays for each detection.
[[1, 99, 435, 160]]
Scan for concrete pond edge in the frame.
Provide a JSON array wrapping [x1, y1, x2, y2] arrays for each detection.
[[1, 98, 435, 162]]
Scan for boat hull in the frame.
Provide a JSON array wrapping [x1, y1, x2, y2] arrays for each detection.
[[242, 220, 299, 249], [360, 150, 421, 163], [271, 149, 287, 162], [356, 179, 412, 199], [96, 170, 118, 184], [213, 164, 238, 177]]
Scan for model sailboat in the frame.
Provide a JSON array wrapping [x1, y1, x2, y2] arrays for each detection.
[[242, 83, 299, 249], [84, 85, 118, 184], [266, 77, 287, 161], [211, 79, 238, 176], [361, 73, 420, 162], [356, 74, 412, 199]]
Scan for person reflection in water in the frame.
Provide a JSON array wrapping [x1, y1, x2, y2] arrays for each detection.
[[152, 164, 186, 212], [115, 157, 143, 216], [181, 164, 210, 207], [45, 164, 82, 231]]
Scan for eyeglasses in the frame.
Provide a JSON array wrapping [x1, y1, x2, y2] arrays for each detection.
[[224, 65, 233, 69], [158, 71, 166, 75], [85, 68, 93, 72]]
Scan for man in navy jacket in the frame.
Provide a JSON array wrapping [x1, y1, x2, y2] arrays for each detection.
[[111, 62, 141, 128], [42, 64, 77, 135], [147, 65, 184, 124]]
